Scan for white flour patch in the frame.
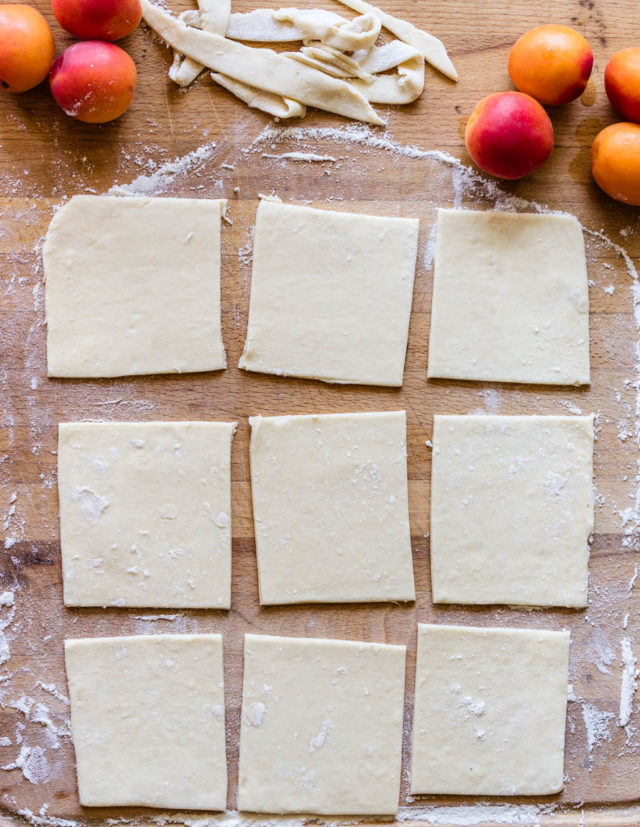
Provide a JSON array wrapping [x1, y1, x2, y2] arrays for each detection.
[[559, 400, 583, 415], [308, 718, 335, 752], [0, 630, 10, 666], [620, 637, 639, 727], [2, 744, 50, 784], [18, 807, 78, 827], [108, 142, 218, 196], [0, 589, 16, 666], [71, 486, 108, 524], [262, 152, 337, 162], [396, 804, 556, 825], [581, 702, 615, 764], [248, 701, 266, 727]]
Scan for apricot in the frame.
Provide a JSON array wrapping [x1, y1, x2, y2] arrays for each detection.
[[508, 24, 593, 105], [591, 122, 640, 206], [465, 92, 554, 179], [51, 0, 141, 42], [0, 4, 55, 93], [49, 41, 136, 123], [605, 48, 640, 123]]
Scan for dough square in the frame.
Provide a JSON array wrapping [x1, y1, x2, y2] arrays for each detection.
[[239, 200, 419, 386], [430, 415, 593, 608], [45, 195, 227, 377], [58, 421, 235, 609], [249, 410, 415, 605], [238, 633, 406, 815], [427, 209, 590, 386], [65, 634, 227, 810], [410, 623, 570, 796]]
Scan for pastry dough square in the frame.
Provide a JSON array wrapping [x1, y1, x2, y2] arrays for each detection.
[[411, 623, 570, 796], [427, 209, 590, 385], [45, 195, 227, 377], [65, 634, 227, 809], [249, 410, 415, 604], [238, 633, 406, 815], [430, 415, 593, 608], [239, 200, 419, 386], [58, 421, 235, 608]]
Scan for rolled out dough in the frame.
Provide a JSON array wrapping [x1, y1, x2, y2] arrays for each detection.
[[249, 411, 415, 605], [238, 633, 406, 815], [65, 634, 227, 809], [44, 196, 227, 377], [410, 623, 570, 796], [427, 209, 590, 386], [430, 415, 593, 608], [239, 200, 419, 386], [58, 421, 235, 608]]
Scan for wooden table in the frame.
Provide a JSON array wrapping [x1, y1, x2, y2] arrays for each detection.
[[1, 0, 640, 824]]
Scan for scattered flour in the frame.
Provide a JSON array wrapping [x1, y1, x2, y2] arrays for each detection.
[[261, 152, 336, 162], [71, 485, 108, 524], [108, 142, 218, 196], [308, 719, 334, 753], [2, 744, 50, 784], [0, 589, 15, 666], [559, 400, 583, 415], [35, 681, 70, 706], [396, 804, 556, 825], [620, 638, 639, 727], [248, 701, 266, 727], [581, 703, 615, 763]]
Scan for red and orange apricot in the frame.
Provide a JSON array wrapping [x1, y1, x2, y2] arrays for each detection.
[[508, 24, 593, 105], [605, 48, 640, 123], [49, 40, 137, 123], [0, 4, 55, 93], [591, 122, 640, 206], [464, 91, 554, 180], [51, 0, 141, 42]]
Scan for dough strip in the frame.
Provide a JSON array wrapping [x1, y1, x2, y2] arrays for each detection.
[[141, 0, 384, 124]]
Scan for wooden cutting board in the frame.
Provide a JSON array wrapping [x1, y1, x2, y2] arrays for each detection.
[[1, 0, 640, 825]]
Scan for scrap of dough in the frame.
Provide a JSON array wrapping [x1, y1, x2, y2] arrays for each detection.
[[353, 49, 423, 103], [239, 200, 419, 386], [430, 415, 593, 608], [411, 624, 570, 795], [274, 7, 381, 51], [44, 195, 227, 378], [285, 39, 424, 104], [335, 0, 457, 80], [65, 634, 227, 809], [171, 0, 304, 118], [226, 8, 344, 42], [210, 73, 306, 118], [249, 411, 415, 605], [427, 209, 591, 386], [170, 0, 230, 86], [58, 421, 235, 609], [238, 634, 406, 815], [141, 0, 384, 125]]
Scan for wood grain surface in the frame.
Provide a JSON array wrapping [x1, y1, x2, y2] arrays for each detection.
[[1, 0, 640, 825]]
